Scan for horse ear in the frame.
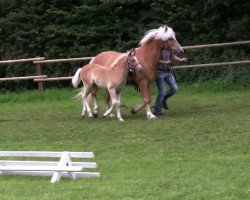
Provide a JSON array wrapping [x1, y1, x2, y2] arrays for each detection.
[[131, 48, 136, 55], [164, 26, 168, 32], [128, 48, 135, 56], [128, 50, 131, 56]]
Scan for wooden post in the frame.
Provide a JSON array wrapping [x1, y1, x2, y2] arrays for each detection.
[[35, 57, 44, 92]]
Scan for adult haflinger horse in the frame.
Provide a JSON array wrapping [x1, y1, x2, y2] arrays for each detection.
[[72, 49, 142, 121], [88, 25, 184, 119]]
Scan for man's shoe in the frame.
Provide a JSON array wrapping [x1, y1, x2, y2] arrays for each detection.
[[162, 101, 169, 110]]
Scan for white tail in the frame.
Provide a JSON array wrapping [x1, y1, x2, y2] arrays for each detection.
[[72, 68, 82, 88]]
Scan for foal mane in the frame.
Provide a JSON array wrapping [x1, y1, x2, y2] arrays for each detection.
[[110, 53, 127, 68], [139, 25, 176, 46]]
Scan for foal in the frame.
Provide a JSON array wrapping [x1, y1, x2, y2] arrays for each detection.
[[72, 49, 142, 121]]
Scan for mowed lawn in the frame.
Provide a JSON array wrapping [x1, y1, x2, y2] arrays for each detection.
[[0, 83, 249, 200]]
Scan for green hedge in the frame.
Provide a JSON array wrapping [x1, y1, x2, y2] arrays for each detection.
[[0, 0, 249, 90]]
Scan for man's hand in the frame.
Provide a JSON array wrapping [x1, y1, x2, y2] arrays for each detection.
[[181, 57, 188, 62]]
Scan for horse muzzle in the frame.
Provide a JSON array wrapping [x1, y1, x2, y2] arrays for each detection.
[[174, 47, 184, 55]]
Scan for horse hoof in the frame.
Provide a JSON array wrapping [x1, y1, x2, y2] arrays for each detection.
[[131, 108, 137, 114], [118, 117, 124, 121], [147, 114, 157, 119], [103, 112, 109, 117], [109, 113, 115, 118], [93, 112, 98, 118]]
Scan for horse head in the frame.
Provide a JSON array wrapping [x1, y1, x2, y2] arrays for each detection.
[[127, 49, 143, 72], [139, 25, 184, 54], [161, 26, 184, 54]]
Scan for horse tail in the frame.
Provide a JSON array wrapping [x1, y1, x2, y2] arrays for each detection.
[[72, 68, 82, 88], [72, 88, 82, 100]]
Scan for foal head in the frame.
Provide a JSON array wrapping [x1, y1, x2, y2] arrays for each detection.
[[127, 49, 143, 72]]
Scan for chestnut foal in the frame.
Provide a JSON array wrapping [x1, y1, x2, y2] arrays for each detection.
[[72, 49, 142, 121]]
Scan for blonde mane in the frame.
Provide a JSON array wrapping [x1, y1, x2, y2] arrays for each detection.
[[139, 25, 176, 46], [110, 53, 127, 67]]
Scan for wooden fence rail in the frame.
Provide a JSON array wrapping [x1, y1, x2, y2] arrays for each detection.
[[0, 57, 45, 64], [174, 60, 250, 69], [33, 57, 93, 64], [0, 40, 249, 91], [33, 76, 73, 82], [0, 75, 47, 82], [183, 40, 250, 50], [32, 57, 93, 91], [0, 57, 46, 90]]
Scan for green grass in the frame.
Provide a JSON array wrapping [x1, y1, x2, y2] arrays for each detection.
[[0, 83, 249, 200]]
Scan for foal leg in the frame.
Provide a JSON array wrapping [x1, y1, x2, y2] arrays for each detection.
[[116, 91, 124, 121], [86, 90, 99, 118], [81, 98, 87, 117], [79, 90, 87, 117], [93, 96, 99, 118], [103, 89, 116, 117], [82, 85, 94, 118], [104, 90, 115, 118], [90, 89, 99, 118]]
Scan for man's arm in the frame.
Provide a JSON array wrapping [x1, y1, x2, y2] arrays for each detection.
[[159, 60, 171, 65], [172, 55, 187, 62]]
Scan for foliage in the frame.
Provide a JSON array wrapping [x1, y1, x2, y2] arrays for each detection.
[[0, 0, 249, 90]]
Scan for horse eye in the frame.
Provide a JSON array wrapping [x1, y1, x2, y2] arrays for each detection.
[[168, 37, 174, 41]]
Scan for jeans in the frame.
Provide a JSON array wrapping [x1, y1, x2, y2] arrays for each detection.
[[153, 70, 178, 114]]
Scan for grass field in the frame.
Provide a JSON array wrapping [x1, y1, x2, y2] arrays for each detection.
[[0, 83, 249, 200]]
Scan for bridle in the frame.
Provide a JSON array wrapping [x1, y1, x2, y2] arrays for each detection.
[[162, 40, 173, 53], [127, 49, 142, 72], [128, 58, 141, 72]]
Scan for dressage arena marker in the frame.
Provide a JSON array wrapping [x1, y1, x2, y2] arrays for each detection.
[[0, 151, 100, 183]]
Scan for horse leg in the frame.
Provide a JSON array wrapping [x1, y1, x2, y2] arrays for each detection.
[[131, 80, 156, 119], [131, 103, 144, 114], [104, 89, 115, 118], [116, 91, 124, 121], [103, 89, 116, 117], [131, 80, 147, 114], [145, 85, 156, 119]]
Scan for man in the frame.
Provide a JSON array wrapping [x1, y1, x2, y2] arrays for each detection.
[[153, 49, 187, 116]]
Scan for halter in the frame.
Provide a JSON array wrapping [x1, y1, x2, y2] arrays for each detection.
[[127, 49, 141, 72], [162, 40, 171, 52], [128, 62, 141, 72]]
